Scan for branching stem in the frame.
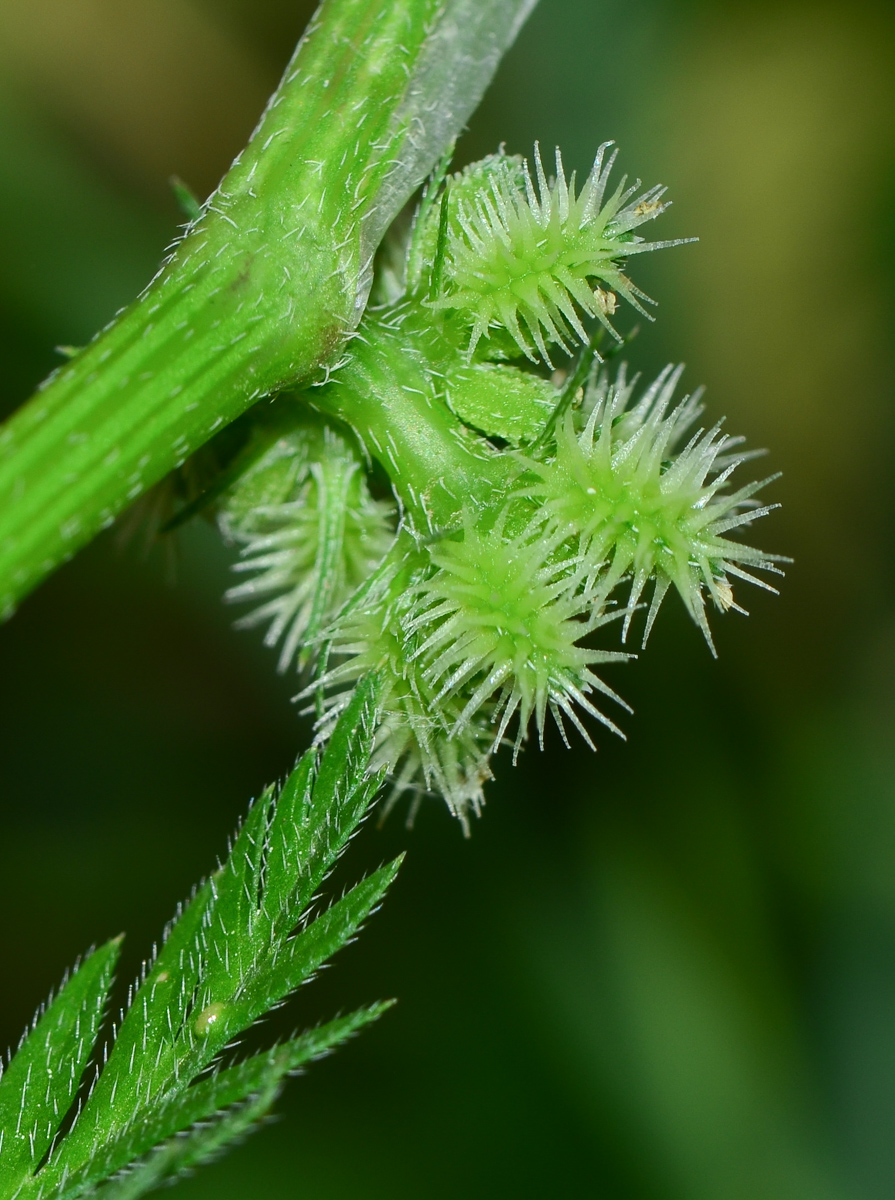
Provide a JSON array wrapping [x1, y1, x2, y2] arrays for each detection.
[[313, 315, 516, 530], [0, 0, 538, 617]]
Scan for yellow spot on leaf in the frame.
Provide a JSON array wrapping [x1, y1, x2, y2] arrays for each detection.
[[194, 1002, 226, 1036]]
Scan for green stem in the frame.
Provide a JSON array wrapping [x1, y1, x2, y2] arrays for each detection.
[[313, 315, 516, 529], [0, 0, 538, 617]]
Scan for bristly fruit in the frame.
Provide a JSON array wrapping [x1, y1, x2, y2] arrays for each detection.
[[221, 418, 395, 672], [211, 143, 784, 827], [407, 511, 630, 757], [428, 144, 694, 365], [522, 364, 786, 653]]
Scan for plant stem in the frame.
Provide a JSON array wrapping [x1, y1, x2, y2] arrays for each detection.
[[0, 0, 538, 618], [313, 315, 516, 529]]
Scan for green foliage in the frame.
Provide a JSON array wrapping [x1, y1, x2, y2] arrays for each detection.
[[0, 676, 399, 1200]]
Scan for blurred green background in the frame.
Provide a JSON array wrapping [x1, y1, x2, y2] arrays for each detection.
[[2, 1, 894, 1196]]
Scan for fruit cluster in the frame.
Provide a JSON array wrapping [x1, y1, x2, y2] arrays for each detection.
[[218, 146, 782, 827]]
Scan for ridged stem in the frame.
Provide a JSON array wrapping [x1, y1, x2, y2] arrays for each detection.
[[0, 0, 538, 616], [312, 317, 517, 529]]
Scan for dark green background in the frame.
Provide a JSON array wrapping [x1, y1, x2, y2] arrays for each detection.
[[2, 1, 894, 1196]]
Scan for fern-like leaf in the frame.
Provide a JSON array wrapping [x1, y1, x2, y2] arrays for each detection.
[[1, 675, 398, 1200], [45, 1006, 390, 1200], [0, 939, 121, 1195]]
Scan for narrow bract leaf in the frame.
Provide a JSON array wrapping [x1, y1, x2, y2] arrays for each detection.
[[0, 938, 120, 1193], [259, 750, 315, 930], [199, 784, 276, 996], [82, 1078, 282, 1200], [231, 860, 403, 1032], [281, 672, 385, 920], [155, 1003, 392, 1135], [41, 1006, 391, 1199], [60, 882, 216, 1155]]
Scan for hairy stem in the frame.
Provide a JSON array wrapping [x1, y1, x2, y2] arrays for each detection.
[[0, 0, 538, 617], [312, 315, 516, 528]]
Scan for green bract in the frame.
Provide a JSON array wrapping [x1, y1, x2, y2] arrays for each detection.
[[443, 362, 557, 444], [0, 681, 400, 1200]]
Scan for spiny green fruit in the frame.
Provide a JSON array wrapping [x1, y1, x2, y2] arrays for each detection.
[[429, 144, 694, 365], [310, 511, 630, 827], [522, 364, 785, 653], [221, 418, 395, 671], [408, 512, 630, 755], [405, 150, 527, 298], [210, 142, 783, 827], [309, 542, 495, 827]]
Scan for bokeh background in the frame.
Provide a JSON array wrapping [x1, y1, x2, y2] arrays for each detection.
[[2, 1, 894, 1196]]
